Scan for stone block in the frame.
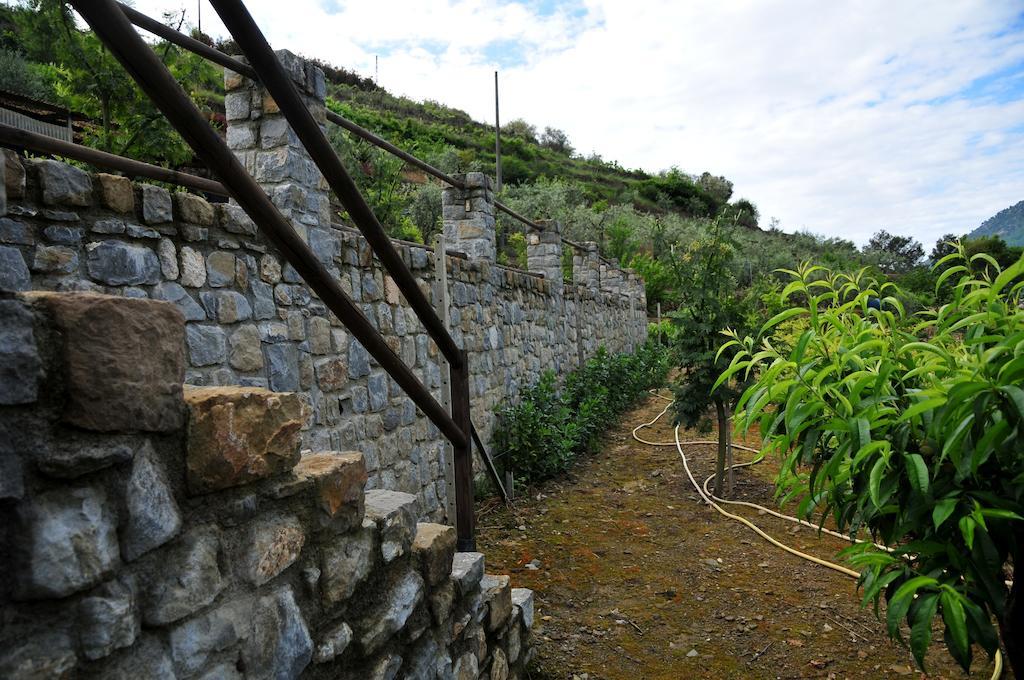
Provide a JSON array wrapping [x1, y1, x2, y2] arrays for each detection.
[[141, 184, 172, 224], [36, 159, 92, 206], [167, 597, 249, 675], [179, 245, 206, 287], [152, 282, 205, 322], [31, 244, 78, 273], [314, 620, 352, 663], [14, 486, 119, 599], [511, 588, 534, 629], [314, 356, 347, 392], [481, 574, 512, 631], [35, 435, 134, 479], [78, 576, 140, 660], [243, 586, 313, 679], [86, 240, 161, 285], [229, 324, 264, 371], [101, 635, 175, 680], [176, 192, 215, 226], [429, 579, 456, 625], [143, 530, 224, 625], [4, 148, 26, 199], [293, 451, 367, 529], [186, 324, 226, 366], [218, 202, 257, 235], [25, 292, 185, 432], [0, 245, 29, 292], [92, 218, 126, 234], [259, 254, 281, 283], [206, 250, 236, 287], [320, 521, 375, 604], [43, 225, 83, 244], [364, 489, 418, 563], [242, 514, 305, 585], [0, 299, 39, 405], [359, 569, 425, 654], [184, 385, 305, 493], [97, 173, 135, 213], [412, 523, 457, 586], [0, 632, 77, 680], [251, 279, 275, 319], [225, 90, 250, 121], [0, 217, 30, 244], [122, 441, 182, 561], [126, 223, 160, 239], [451, 552, 484, 595], [453, 651, 478, 680], [216, 290, 252, 323], [266, 342, 300, 392]]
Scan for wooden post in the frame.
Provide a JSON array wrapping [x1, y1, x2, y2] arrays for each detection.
[[657, 302, 663, 345], [494, 71, 502, 194], [451, 352, 475, 550], [433, 235, 457, 525]]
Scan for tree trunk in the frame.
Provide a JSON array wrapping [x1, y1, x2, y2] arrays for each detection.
[[714, 397, 727, 498], [1000, 557, 1023, 677], [725, 414, 734, 495]]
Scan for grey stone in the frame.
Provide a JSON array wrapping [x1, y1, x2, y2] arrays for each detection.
[[176, 193, 215, 226], [364, 489, 417, 563], [429, 580, 456, 626], [481, 574, 512, 631], [403, 634, 439, 679], [152, 282, 206, 321], [141, 185, 173, 224], [260, 254, 281, 283], [37, 159, 92, 206], [101, 635, 175, 680], [0, 217, 30, 244], [367, 371, 388, 412], [36, 436, 134, 479], [168, 598, 250, 675], [244, 586, 313, 680], [43, 225, 82, 244], [241, 514, 305, 586], [309, 228, 339, 266], [314, 620, 352, 663], [512, 588, 534, 629], [186, 324, 227, 366], [451, 552, 485, 595], [219, 202, 257, 235], [216, 290, 252, 323], [144, 530, 224, 625], [86, 241, 161, 285], [0, 632, 77, 680], [15, 486, 120, 599], [229, 324, 264, 371], [350, 385, 369, 413], [489, 647, 509, 680], [207, 250, 236, 287], [225, 90, 250, 121], [266, 342, 300, 391], [320, 521, 375, 603], [122, 441, 182, 561], [0, 245, 30, 292], [79, 576, 140, 660], [31, 244, 78, 274], [359, 569, 425, 654], [92, 218, 126, 234], [158, 239, 179, 279], [453, 651, 478, 680], [251, 279, 276, 319], [127, 223, 161, 239]]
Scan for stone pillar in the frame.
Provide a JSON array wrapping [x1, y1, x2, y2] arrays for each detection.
[[526, 220, 563, 294], [441, 173, 495, 262], [224, 50, 330, 234], [572, 241, 600, 289]]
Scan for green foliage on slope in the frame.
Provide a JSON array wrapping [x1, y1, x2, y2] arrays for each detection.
[[969, 200, 1024, 246]]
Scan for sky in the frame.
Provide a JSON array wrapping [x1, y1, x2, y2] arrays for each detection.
[[129, 0, 1024, 247]]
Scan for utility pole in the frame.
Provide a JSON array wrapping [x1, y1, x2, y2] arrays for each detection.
[[375, 55, 379, 84], [494, 70, 502, 193], [197, 0, 201, 32]]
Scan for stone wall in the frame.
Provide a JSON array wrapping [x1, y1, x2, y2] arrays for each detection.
[[0, 291, 533, 680], [0, 151, 646, 521]]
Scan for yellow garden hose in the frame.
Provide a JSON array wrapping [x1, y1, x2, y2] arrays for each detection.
[[632, 390, 1003, 678]]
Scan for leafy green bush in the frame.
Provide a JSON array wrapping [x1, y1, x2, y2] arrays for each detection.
[[718, 247, 1024, 675], [494, 340, 669, 485]]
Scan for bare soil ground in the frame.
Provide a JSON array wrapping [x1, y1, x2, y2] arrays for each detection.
[[477, 389, 1002, 680]]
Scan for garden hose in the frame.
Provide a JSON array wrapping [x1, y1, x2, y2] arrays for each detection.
[[631, 390, 1004, 679]]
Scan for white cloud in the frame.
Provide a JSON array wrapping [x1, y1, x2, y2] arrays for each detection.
[[128, 0, 1024, 246]]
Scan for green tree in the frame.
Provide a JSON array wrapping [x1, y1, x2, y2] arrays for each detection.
[[719, 248, 1024, 675], [862, 229, 924, 274]]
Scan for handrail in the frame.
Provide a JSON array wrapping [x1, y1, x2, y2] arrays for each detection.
[[68, 0, 467, 455], [0, 123, 228, 196]]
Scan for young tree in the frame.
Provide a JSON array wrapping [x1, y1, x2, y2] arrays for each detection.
[[539, 126, 573, 155], [719, 248, 1024, 675], [862, 229, 924, 274]]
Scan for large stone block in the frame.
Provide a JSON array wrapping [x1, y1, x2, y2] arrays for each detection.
[[168, 597, 249, 675], [241, 513, 305, 586], [0, 299, 39, 404], [412, 523, 457, 587], [0, 245, 30, 292], [86, 240, 161, 285], [24, 292, 185, 432], [451, 552, 484, 595], [4, 148, 26, 199], [184, 385, 305, 493], [243, 586, 313, 679], [97, 173, 134, 213], [480, 574, 512, 631], [511, 588, 534, 629], [359, 569, 425, 654], [36, 159, 92, 206], [122, 441, 182, 561], [320, 521, 375, 604], [186, 323, 226, 366], [143, 530, 224, 626], [364, 489, 418, 563], [293, 452, 367, 530], [176, 192, 215, 226], [14, 486, 120, 599], [141, 185, 172, 224]]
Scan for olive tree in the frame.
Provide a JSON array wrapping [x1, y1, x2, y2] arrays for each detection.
[[717, 246, 1024, 674]]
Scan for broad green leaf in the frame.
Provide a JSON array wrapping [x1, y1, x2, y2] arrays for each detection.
[[932, 497, 958, 529], [909, 592, 939, 670], [904, 453, 929, 495], [940, 590, 970, 667]]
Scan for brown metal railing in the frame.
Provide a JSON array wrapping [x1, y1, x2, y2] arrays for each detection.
[[67, 0, 494, 548]]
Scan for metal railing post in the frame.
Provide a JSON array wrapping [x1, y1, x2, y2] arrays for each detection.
[[450, 351, 475, 550]]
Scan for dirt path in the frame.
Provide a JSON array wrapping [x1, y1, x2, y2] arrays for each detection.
[[477, 390, 1001, 680]]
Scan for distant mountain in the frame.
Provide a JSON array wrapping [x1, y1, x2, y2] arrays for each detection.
[[969, 200, 1024, 246]]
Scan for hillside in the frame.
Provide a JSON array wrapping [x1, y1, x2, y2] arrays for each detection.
[[969, 200, 1024, 246]]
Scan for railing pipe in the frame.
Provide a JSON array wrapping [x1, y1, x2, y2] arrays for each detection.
[[118, 2, 258, 80], [208, 0, 464, 370], [0, 123, 228, 196], [70, 0, 467, 451]]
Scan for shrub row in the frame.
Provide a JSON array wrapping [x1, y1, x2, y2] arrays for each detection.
[[493, 340, 669, 485]]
